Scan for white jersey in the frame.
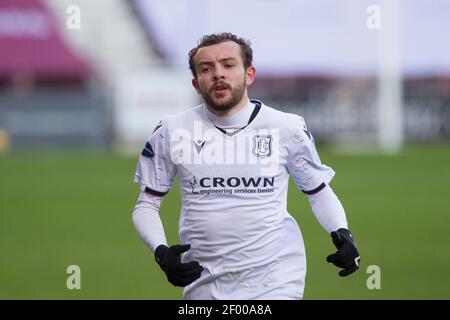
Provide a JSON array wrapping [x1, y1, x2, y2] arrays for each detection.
[[134, 100, 335, 299]]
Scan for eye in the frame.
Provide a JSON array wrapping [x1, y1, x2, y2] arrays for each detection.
[[200, 67, 210, 73], [225, 64, 234, 68]]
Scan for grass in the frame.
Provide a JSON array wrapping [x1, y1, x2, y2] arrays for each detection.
[[0, 144, 449, 299]]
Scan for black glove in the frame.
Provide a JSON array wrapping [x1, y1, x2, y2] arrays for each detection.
[[326, 228, 360, 277], [155, 244, 204, 287]]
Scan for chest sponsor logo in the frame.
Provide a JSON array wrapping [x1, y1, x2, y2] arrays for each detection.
[[187, 176, 276, 196]]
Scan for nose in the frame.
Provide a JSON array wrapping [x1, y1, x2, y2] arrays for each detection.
[[212, 65, 225, 80]]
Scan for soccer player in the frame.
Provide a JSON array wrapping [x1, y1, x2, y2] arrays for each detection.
[[132, 33, 360, 299]]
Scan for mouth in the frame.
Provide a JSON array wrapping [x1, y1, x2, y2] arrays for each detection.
[[212, 83, 230, 93]]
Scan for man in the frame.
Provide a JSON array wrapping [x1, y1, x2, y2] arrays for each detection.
[[132, 33, 360, 299]]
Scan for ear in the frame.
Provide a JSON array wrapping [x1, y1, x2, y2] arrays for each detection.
[[192, 78, 201, 94], [245, 66, 256, 86]]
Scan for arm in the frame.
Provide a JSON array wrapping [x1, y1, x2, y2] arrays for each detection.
[[285, 115, 360, 276], [306, 184, 360, 277], [132, 188, 204, 287], [133, 119, 174, 253], [132, 119, 203, 286], [306, 184, 348, 233], [132, 189, 167, 253]]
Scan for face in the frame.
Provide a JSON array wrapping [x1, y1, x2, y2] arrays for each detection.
[[192, 41, 255, 112]]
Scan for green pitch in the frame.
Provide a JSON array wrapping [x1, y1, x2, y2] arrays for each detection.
[[1, 144, 449, 299]]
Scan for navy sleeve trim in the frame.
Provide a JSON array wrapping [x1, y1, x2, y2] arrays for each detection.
[[144, 187, 168, 197], [302, 182, 326, 195], [141, 142, 155, 158]]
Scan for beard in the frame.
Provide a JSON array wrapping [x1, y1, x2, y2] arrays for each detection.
[[200, 79, 246, 112]]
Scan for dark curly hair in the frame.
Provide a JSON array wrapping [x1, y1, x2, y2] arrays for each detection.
[[188, 32, 253, 78]]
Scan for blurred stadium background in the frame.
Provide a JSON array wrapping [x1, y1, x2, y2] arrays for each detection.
[[0, 0, 449, 299]]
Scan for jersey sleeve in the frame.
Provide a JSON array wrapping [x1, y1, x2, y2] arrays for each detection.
[[286, 115, 335, 194], [134, 119, 176, 196]]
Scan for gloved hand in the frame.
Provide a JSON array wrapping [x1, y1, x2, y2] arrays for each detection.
[[155, 244, 204, 287], [326, 228, 360, 277]]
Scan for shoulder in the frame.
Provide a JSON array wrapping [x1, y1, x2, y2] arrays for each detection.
[[258, 101, 307, 135], [145, 105, 201, 142], [152, 104, 203, 137]]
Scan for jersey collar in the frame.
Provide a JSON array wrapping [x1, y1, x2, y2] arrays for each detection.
[[203, 100, 262, 137], [203, 99, 254, 128]]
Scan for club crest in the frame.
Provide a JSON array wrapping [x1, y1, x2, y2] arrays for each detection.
[[253, 135, 272, 158]]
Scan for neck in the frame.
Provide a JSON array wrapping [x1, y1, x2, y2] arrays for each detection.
[[205, 93, 249, 117]]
